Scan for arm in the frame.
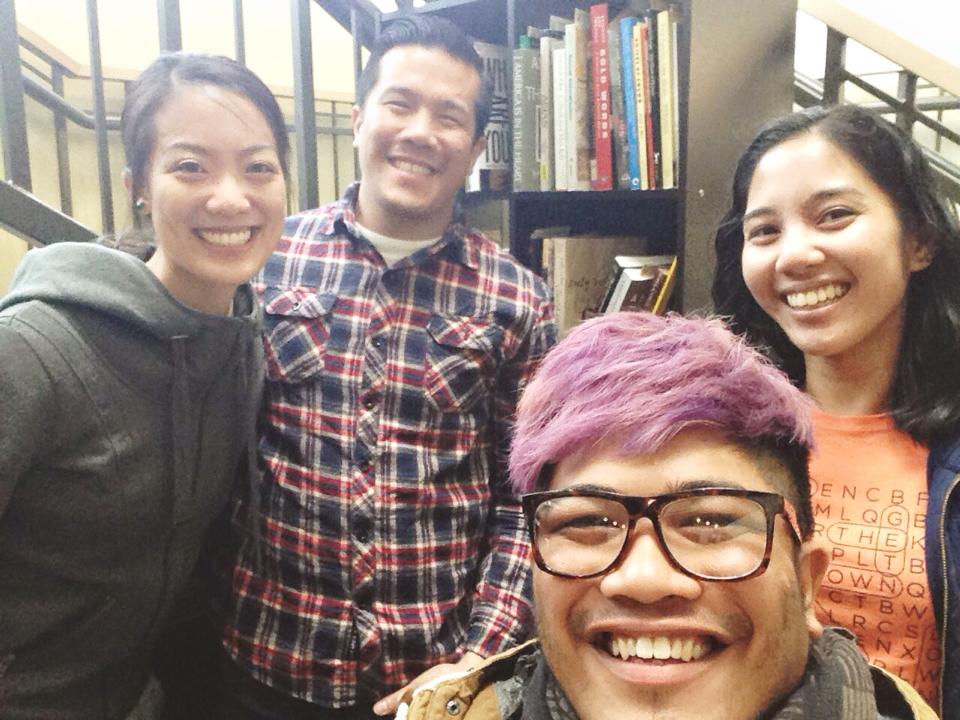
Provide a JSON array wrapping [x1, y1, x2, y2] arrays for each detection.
[[465, 298, 558, 655], [0, 320, 59, 516], [374, 297, 557, 717]]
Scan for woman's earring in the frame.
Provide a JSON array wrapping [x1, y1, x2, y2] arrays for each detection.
[[134, 198, 146, 211]]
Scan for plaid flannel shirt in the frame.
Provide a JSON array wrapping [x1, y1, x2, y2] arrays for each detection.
[[221, 185, 557, 707]]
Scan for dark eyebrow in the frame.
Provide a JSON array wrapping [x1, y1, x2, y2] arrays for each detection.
[[665, 478, 746, 493], [743, 186, 868, 225], [558, 479, 748, 496], [162, 142, 276, 157]]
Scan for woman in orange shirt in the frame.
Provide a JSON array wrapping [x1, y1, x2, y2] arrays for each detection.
[[712, 104, 960, 718]]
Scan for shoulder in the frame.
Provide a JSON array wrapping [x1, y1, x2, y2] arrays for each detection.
[[458, 228, 554, 326], [402, 641, 539, 720], [870, 666, 939, 720]]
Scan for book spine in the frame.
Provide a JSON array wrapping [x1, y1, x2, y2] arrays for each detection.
[[632, 21, 649, 191], [606, 18, 629, 190], [539, 37, 555, 191], [618, 16, 640, 191], [657, 9, 677, 189], [589, 3, 612, 191], [512, 46, 540, 191], [552, 45, 568, 191], [567, 11, 591, 191], [644, 10, 661, 188], [651, 256, 679, 314]]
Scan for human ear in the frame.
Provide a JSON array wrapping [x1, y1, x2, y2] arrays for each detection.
[[797, 536, 830, 638], [467, 134, 486, 174], [906, 232, 935, 272], [351, 105, 363, 148]]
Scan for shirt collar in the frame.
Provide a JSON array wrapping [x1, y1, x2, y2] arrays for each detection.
[[335, 182, 480, 271]]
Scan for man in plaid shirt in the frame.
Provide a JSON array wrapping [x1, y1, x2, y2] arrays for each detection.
[[215, 14, 557, 719]]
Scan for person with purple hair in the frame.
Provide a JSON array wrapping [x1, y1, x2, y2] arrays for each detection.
[[396, 312, 935, 720]]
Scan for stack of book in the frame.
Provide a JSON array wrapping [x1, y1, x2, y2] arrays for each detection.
[[509, 2, 682, 193], [535, 229, 677, 336]]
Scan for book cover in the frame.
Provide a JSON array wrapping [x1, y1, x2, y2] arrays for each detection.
[[589, 3, 613, 191], [618, 16, 640, 190], [552, 43, 569, 191], [512, 42, 541, 191], [538, 35, 556, 191], [656, 9, 678, 189], [632, 20, 650, 190], [566, 10, 592, 191], [467, 40, 511, 192], [547, 234, 645, 335]]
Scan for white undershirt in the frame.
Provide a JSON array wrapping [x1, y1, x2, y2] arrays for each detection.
[[356, 222, 440, 267]]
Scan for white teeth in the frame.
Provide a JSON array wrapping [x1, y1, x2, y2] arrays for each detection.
[[200, 229, 251, 246], [607, 634, 707, 663], [393, 159, 433, 175], [785, 283, 848, 308]]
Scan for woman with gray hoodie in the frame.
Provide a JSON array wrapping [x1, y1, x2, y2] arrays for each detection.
[[0, 52, 288, 718]]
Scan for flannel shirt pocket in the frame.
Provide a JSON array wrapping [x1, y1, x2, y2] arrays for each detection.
[[262, 288, 336, 383], [424, 313, 503, 414]]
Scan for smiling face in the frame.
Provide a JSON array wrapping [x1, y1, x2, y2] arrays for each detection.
[[351, 44, 485, 240], [533, 428, 828, 720], [139, 84, 285, 314], [740, 133, 930, 367]]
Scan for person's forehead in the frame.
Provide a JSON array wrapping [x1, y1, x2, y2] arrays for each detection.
[[549, 429, 781, 496], [375, 44, 480, 89]]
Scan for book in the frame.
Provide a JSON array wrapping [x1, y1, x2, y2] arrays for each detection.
[[632, 20, 651, 190], [566, 9, 592, 191], [589, 3, 613, 191], [618, 16, 640, 190], [538, 35, 557, 191], [643, 9, 661, 188], [467, 40, 511, 192], [512, 40, 541, 191], [542, 233, 646, 335], [650, 255, 679, 314], [606, 15, 630, 190], [552, 43, 569, 191], [602, 254, 676, 313], [656, 8, 679, 189]]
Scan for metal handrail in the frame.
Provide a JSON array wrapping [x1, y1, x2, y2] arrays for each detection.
[[793, 25, 960, 213]]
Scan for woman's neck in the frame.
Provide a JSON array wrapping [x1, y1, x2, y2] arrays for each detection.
[[804, 346, 897, 415]]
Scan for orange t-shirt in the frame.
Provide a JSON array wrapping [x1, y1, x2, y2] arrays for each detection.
[[810, 409, 940, 706]]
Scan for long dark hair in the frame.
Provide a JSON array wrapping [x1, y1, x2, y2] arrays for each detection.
[[712, 104, 960, 446]]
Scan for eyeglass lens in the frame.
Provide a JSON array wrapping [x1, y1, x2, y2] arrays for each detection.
[[533, 494, 770, 579]]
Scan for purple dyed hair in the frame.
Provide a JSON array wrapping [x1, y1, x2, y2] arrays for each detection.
[[510, 313, 815, 533]]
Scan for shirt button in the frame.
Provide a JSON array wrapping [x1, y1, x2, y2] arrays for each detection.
[[363, 397, 377, 410], [372, 336, 386, 350]]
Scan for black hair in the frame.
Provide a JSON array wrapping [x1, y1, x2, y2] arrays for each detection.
[[713, 104, 960, 446], [121, 52, 290, 204], [355, 15, 492, 140]]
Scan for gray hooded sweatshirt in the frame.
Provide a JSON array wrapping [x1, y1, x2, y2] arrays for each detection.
[[0, 242, 263, 718]]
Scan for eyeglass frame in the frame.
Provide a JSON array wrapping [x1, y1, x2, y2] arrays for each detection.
[[521, 486, 804, 582]]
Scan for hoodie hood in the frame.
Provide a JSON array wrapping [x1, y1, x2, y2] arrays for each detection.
[[0, 241, 258, 338]]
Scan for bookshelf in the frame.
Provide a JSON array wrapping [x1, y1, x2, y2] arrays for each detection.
[[367, 0, 798, 311]]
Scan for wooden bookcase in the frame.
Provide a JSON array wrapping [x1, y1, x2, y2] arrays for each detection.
[[362, 0, 798, 311]]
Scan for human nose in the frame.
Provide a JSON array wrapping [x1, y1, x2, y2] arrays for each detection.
[[400, 107, 439, 146], [774, 223, 824, 275], [206, 173, 251, 215], [598, 519, 702, 603]]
